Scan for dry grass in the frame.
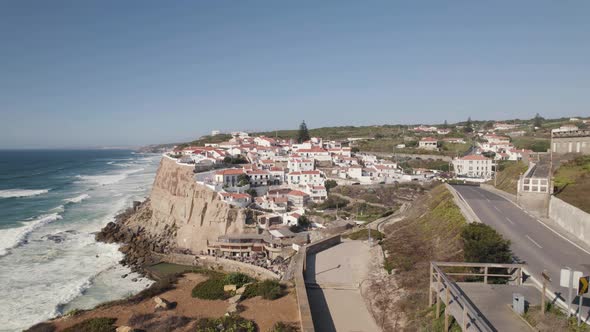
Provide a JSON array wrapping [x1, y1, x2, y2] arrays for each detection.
[[554, 156, 590, 213], [378, 184, 467, 330], [491, 161, 528, 195]]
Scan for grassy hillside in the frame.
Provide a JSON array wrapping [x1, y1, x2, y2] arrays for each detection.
[[554, 156, 590, 213], [380, 185, 467, 329], [491, 161, 528, 195]]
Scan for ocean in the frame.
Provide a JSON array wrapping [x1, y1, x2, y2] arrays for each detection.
[[0, 149, 161, 331]]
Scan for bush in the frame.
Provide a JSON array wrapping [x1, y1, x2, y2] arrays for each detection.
[[141, 316, 193, 332], [195, 315, 257, 332], [224, 272, 253, 288], [242, 280, 283, 300], [24, 323, 56, 332], [461, 223, 512, 263], [325, 179, 338, 192], [62, 318, 117, 332], [269, 322, 299, 332], [192, 277, 228, 300], [344, 228, 385, 241], [128, 313, 156, 326]]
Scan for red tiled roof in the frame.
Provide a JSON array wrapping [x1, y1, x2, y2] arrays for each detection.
[[288, 190, 309, 197], [216, 169, 245, 176]]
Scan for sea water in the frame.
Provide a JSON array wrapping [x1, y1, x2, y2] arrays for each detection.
[[0, 150, 161, 331]]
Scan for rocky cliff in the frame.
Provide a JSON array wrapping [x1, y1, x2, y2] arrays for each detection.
[[97, 156, 252, 269]]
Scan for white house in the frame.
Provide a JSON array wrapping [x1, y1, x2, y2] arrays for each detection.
[[419, 137, 439, 151], [483, 134, 510, 145], [288, 158, 314, 172], [295, 147, 331, 162], [305, 184, 327, 202], [215, 168, 246, 186], [287, 170, 323, 186], [246, 169, 271, 187], [219, 192, 252, 207], [287, 190, 310, 207], [452, 155, 494, 180]]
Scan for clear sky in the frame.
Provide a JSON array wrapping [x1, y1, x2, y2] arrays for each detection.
[[1, 1, 589, 148]]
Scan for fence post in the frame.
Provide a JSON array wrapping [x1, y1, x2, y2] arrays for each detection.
[[484, 266, 488, 284], [444, 286, 450, 332], [436, 273, 441, 319], [429, 263, 434, 306], [462, 301, 468, 330]]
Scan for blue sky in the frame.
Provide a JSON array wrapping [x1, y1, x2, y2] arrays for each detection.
[[1, 1, 589, 148]]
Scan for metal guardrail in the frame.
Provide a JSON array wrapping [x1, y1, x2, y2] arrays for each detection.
[[429, 262, 525, 332]]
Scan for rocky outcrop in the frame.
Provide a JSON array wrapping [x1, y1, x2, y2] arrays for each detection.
[[97, 156, 253, 270]]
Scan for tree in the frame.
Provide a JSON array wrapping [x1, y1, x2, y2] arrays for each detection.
[[443, 120, 448, 129], [533, 113, 543, 128], [484, 121, 494, 129], [237, 174, 250, 187], [245, 188, 257, 197], [297, 215, 311, 229], [324, 179, 338, 193], [297, 120, 311, 143], [464, 117, 473, 133]]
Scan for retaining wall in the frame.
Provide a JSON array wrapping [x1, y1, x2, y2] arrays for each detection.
[[445, 184, 481, 224], [549, 197, 590, 246], [152, 252, 280, 280]]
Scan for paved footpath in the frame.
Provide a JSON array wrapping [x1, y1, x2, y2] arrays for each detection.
[[305, 240, 380, 332]]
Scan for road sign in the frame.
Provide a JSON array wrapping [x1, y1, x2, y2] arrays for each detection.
[[579, 276, 589, 296], [561, 269, 583, 289]]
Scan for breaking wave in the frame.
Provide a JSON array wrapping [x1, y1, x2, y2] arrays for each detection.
[[0, 189, 50, 199], [0, 213, 63, 257], [64, 194, 91, 204]]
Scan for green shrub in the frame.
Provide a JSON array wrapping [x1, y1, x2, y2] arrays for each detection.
[[195, 315, 257, 332], [24, 322, 56, 332], [223, 272, 253, 288], [269, 321, 299, 332], [192, 278, 228, 300], [241, 280, 284, 300], [344, 228, 385, 241], [461, 223, 512, 263], [62, 317, 117, 332]]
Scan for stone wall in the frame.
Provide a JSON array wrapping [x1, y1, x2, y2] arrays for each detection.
[[549, 197, 590, 246], [152, 252, 280, 280]]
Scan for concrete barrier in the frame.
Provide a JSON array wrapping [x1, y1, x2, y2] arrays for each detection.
[[445, 184, 481, 223], [549, 197, 590, 246]]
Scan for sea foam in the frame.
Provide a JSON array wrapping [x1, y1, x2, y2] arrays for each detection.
[[0, 213, 63, 257], [76, 168, 144, 186], [0, 189, 50, 199], [64, 194, 91, 204]]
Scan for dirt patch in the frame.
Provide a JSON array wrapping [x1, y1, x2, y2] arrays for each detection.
[[50, 273, 298, 332]]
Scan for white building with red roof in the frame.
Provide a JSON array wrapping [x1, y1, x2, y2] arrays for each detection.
[[295, 147, 331, 161], [452, 155, 494, 180], [214, 168, 246, 186], [287, 170, 323, 186], [287, 190, 310, 207], [218, 192, 252, 207], [288, 158, 314, 172]]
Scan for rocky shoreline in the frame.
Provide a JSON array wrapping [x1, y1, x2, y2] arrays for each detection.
[[95, 199, 175, 275]]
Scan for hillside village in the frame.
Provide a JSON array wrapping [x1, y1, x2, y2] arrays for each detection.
[[159, 117, 589, 264]]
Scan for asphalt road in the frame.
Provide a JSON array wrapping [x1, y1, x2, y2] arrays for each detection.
[[453, 185, 590, 316]]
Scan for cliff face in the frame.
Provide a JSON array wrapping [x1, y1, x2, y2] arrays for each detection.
[[123, 156, 250, 252]]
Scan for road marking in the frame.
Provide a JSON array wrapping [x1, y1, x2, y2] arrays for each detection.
[[493, 206, 501, 212], [476, 186, 590, 256], [505, 217, 514, 225], [526, 235, 543, 249]]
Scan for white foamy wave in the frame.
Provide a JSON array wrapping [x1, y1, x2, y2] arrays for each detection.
[[64, 194, 91, 204], [51, 273, 97, 317], [0, 213, 63, 257], [0, 188, 50, 199], [76, 168, 144, 186], [106, 161, 115, 165]]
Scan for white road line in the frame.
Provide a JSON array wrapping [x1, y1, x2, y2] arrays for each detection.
[[476, 186, 590, 256], [493, 206, 501, 212], [526, 235, 543, 249], [505, 217, 514, 225]]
